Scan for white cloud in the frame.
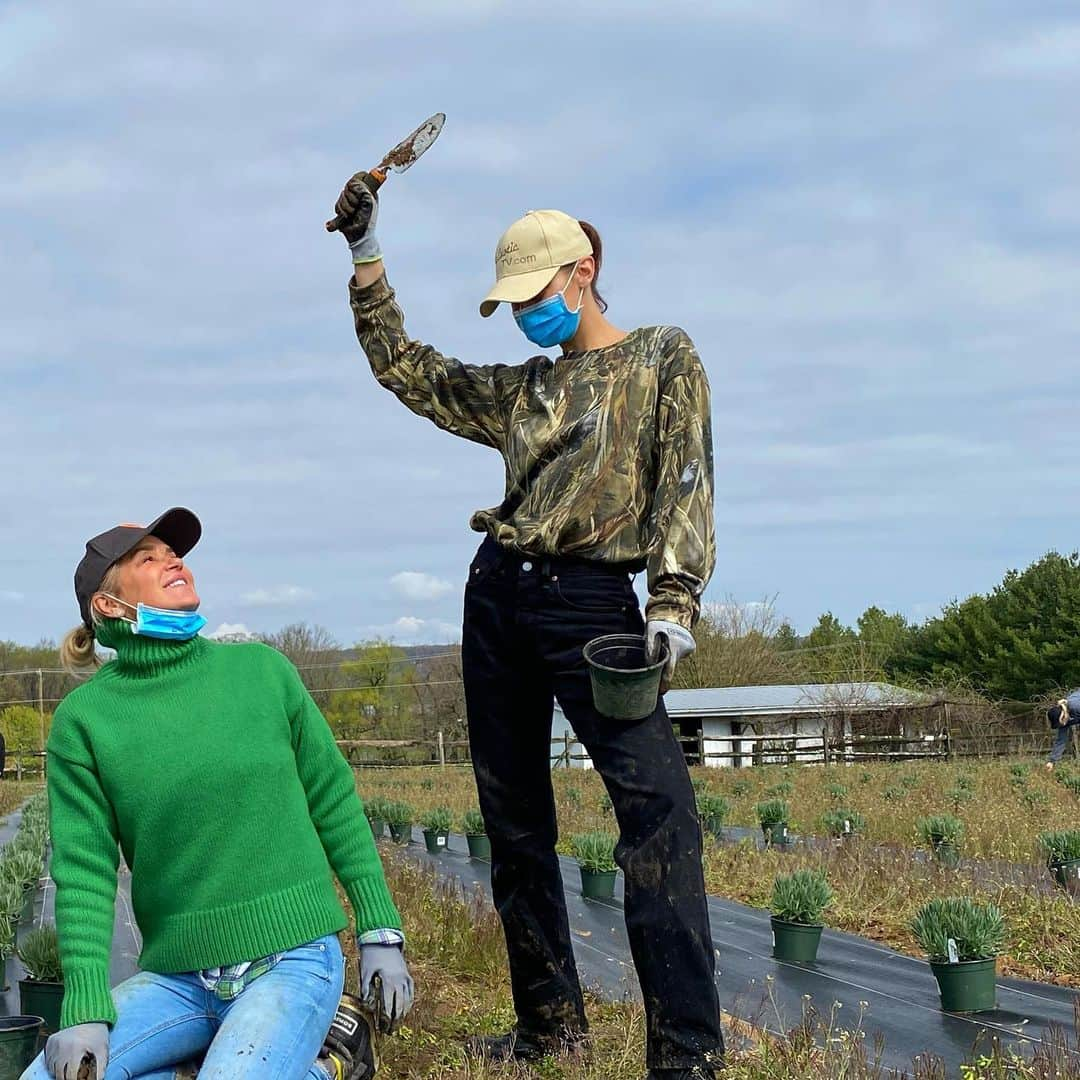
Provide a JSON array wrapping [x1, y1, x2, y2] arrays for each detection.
[[208, 622, 255, 641], [361, 616, 462, 645], [390, 572, 455, 601], [240, 585, 315, 608]]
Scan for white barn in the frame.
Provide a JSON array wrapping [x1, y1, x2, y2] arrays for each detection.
[[552, 682, 922, 769]]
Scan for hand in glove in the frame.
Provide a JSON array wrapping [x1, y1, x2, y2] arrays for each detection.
[[646, 619, 696, 691], [359, 942, 414, 1033], [45, 1023, 109, 1080], [326, 171, 381, 264]]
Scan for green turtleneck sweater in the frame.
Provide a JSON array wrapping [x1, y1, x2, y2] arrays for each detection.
[[46, 621, 401, 1029]]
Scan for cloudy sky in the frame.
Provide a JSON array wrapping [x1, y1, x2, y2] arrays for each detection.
[[2, 1, 1078, 646]]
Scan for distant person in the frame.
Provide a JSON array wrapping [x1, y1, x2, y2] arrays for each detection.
[[24, 508, 411, 1080], [329, 171, 723, 1079], [1046, 690, 1080, 770]]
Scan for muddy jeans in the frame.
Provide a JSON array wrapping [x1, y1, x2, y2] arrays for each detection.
[[462, 537, 723, 1071], [21, 935, 343, 1080]]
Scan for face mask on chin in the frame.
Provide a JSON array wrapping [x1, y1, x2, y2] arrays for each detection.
[[513, 262, 586, 348], [101, 593, 207, 641]]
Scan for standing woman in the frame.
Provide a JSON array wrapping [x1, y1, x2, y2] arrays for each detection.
[[24, 508, 412, 1080], [330, 174, 724, 1079]]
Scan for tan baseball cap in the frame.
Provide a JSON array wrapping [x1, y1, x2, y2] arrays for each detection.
[[479, 209, 592, 317]]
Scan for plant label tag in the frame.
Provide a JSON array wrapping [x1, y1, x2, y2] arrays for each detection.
[[437, 836, 446, 847], [947, 938, 959, 964], [843, 819, 851, 834], [771, 930, 775, 949], [781, 826, 788, 840]]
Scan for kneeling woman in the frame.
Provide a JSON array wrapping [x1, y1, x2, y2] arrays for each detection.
[[24, 508, 411, 1080]]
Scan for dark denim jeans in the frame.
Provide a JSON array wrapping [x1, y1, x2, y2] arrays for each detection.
[[461, 537, 723, 1070]]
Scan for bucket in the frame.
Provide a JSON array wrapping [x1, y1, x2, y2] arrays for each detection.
[[466, 834, 492, 860], [579, 868, 618, 902], [388, 822, 412, 845], [930, 957, 997, 1012], [771, 918, 823, 963], [423, 829, 449, 855], [19, 981, 63, 1038], [1051, 858, 1080, 897], [368, 818, 387, 840], [0, 1016, 44, 1075], [583, 635, 668, 721]]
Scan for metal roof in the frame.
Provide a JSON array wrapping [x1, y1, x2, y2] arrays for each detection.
[[659, 682, 923, 719]]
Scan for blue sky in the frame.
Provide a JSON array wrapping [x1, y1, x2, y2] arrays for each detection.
[[2, 1, 1078, 646]]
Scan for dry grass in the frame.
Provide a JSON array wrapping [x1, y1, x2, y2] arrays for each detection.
[[355, 763, 1079, 986], [0, 780, 43, 819]]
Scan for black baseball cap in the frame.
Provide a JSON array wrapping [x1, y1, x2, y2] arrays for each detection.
[[74, 507, 202, 628]]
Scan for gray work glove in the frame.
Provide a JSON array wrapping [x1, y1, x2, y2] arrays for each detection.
[[327, 171, 381, 264], [646, 618, 696, 691], [358, 942, 414, 1033], [45, 1023, 109, 1079]]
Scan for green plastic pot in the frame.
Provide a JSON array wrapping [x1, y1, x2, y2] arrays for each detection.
[[761, 822, 790, 846], [932, 841, 961, 868], [423, 829, 449, 855], [19, 980, 63, 1037], [466, 834, 492, 860], [1050, 858, 1080, 897], [929, 958, 997, 1012], [771, 917, 823, 963], [0, 1016, 44, 1075], [583, 634, 667, 721], [388, 822, 412, 845], [368, 818, 387, 840], [579, 867, 618, 902]]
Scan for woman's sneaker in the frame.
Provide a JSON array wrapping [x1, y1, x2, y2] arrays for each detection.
[[318, 993, 378, 1079]]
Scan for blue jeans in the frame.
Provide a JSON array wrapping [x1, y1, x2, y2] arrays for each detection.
[[1050, 719, 1079, 763], [22, 935, 343, 1080]]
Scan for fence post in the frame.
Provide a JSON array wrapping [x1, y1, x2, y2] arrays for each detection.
[[697, 730, 705, 767], [822, 732, 830, 765], [37, 669, 45, 751], [437, 730, 446, 769]]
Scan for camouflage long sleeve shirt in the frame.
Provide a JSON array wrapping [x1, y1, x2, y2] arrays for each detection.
[[349, 274, 715, 628]]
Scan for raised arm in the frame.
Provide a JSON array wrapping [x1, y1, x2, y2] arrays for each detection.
[[331, 171, 523, 448]]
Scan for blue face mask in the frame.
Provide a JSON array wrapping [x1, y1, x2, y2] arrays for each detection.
[[514, 262, 585, 348], [104, 595, 207, 641]]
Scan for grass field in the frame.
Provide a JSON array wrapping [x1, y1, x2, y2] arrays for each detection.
[[356, 761, 1080, 987], [340, 854, 1080, 1079]]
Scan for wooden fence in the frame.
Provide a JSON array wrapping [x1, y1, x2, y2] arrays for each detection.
[[339, 727, 1068, 769]]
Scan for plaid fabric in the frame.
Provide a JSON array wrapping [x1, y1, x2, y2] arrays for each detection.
[[198, 929, 404, 1001], [357, 928, 405, 947], [198, 953, 284, 1001]]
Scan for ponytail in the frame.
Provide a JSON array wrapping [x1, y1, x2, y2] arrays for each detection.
[[60, 623, 101, 673]]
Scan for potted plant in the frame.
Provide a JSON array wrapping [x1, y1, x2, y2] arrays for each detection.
[[911, 897, 1004, 1012], [820, 808, 865, 842], [421, 807, 453, 855], [385, 801, 414, 845], [18, 925, 64, 1037], [1038, 830, 1080, 897], [571, 832, 619, 901], [696, 793, 731, 840], [0, 881, 23, 937], [770, 868, 832, 963], [364, 796, 389, 840], [756, 799, 791, 846], [917, 815, 964, 867], [462, 809, 491, 860]]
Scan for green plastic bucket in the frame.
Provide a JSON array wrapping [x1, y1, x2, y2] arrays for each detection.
[[388, 822, 412, 844], [19, 980, 64, 1037], [1051, 858, 1080, 897], [579, 868, 618, 901], [423, 829, 449, 855], [368, 818, 387, 840], [0, 1016, 44, 1075], [466, 834, 492, 860], [583, 635, 668, 721], [771, 918, 823, 963], [930, 957, 997, 1012]]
